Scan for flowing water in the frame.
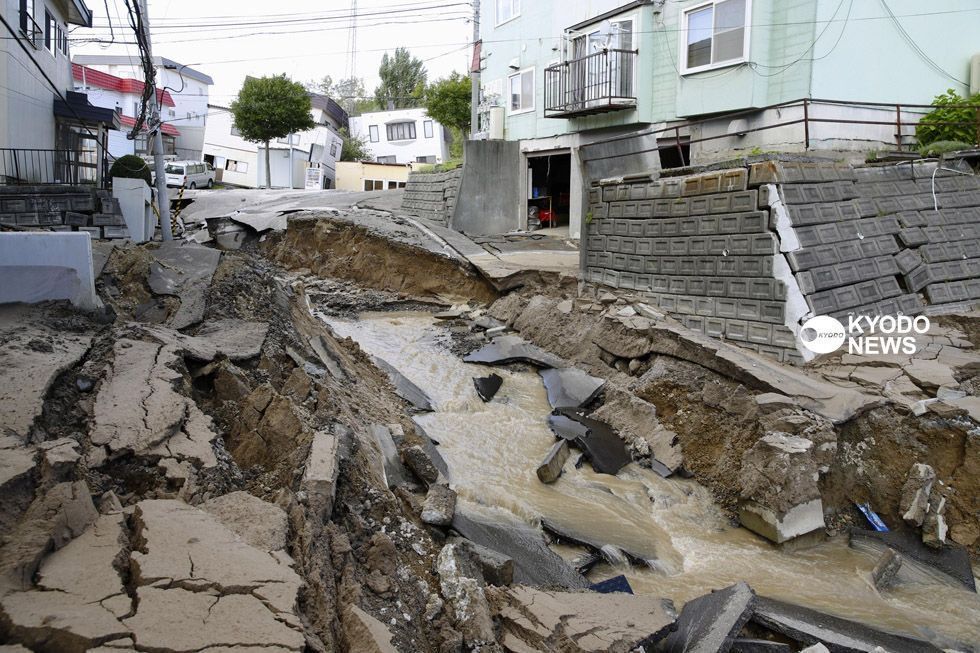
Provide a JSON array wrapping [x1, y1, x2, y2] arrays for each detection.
[[324, 310, 980, 647]]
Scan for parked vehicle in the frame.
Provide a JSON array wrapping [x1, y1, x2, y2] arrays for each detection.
[[164, 160, 215, 189]]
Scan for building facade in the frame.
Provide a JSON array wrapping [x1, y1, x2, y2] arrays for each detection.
[[349, 107, 450, 165], [475, 0, 980, 238], [335, 161, 410, 192], [72, 54, 213, 160]]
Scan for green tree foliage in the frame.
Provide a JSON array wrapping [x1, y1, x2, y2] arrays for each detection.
[[374, 48, 427, 110], [339, 127, 370, 162], [109, 154, 151, 186], [231, 75, 315, 188], [309, 75, 375, 116], [916, 89, 980, 147], [424, 72, 471, 133]]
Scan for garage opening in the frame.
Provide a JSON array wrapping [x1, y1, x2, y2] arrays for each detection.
[[526, 152, 571, 233], [658, 135, 690, 170]]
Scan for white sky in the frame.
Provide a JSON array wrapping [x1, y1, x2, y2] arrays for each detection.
[[72, 0, 474, 104]]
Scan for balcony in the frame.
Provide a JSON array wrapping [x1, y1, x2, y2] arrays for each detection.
[[544, 49, 638, 119]]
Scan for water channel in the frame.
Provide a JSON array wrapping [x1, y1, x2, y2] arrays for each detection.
[[323, 310, 980, 647]]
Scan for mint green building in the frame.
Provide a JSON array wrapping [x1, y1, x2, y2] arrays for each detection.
[[473, 0, 979, 237]]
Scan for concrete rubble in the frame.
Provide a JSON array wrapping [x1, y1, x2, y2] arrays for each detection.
[[146, 241, 222, 329], [463, 334, 565, 368], [420, 483, 457, 526], [662, 581, 756, 653], [539, 366, 605, 408], [536, 439, 570, 483], [849, 528, 976, 592], [473, 373, 503, 402]]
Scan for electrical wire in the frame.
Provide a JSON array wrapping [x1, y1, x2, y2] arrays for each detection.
[[878, 0, 968, 87]]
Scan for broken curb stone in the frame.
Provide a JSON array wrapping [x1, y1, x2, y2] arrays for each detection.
[[663, 581, 756, 653], [536, 439, 570, 484]]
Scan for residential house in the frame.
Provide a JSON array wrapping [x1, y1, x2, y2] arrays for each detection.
[[202, 92, 347, 189], [475, 0, 980, 238], [1, 0, 121, 184], [335, 160, 410, 192], [349, 107, 450, 165], [71, 63, 181, 159], [71, 54, 213, 160]]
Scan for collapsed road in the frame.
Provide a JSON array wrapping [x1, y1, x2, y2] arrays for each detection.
[[1, 188, 979, 652]]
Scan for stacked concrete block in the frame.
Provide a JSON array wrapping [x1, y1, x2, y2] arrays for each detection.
[[400, 168, 463, 226], [0, 185, 127, 239]]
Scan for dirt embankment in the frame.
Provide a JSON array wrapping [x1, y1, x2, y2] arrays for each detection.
[[268, 215, 499, 304]]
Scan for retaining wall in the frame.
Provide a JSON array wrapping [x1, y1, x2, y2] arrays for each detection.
[[399, 168, 462, 226], [584, 158, 980, 363], [0, 185, 131, 239]]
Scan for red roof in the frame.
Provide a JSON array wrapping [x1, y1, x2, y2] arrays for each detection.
[[73, 63, 176, 107], [119, 114, 181, 137]]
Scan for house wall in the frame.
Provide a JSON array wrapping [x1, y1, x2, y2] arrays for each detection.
[[349, 108, 450, 164], [335, 161, 411, 192], [0, 0, 75, 150]]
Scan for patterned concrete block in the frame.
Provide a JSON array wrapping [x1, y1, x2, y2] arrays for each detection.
[[785, 201, 862, 226], [681, 168, 748, 196], [749, 161, 855, 186]]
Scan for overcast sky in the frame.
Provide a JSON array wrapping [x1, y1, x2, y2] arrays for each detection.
[[73, 0, 474, 103]]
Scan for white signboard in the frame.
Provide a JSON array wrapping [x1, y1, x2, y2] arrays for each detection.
[[305, 167, 324, 190]]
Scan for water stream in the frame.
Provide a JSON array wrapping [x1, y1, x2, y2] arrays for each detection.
[[324, 310, 980, 647]]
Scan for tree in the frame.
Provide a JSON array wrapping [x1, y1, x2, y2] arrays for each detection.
[[109, 154, 151, 186], [231, 75, 314, 188], [374, 47, 427, 110], [308, 75, 374, 116], [916, 88, 980, 148], [424, 72, 472, 134], [339, 127, 369, 162]]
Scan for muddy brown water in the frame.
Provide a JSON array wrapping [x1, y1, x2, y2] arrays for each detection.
[[324, 311, 980, 647]]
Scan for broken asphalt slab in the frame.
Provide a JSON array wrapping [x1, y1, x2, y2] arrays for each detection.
[[749, 596, 944, 653], [473, 373, 503, 402], [146, 241, 221, 330], [143, 319, 269, 362], [463, 334, 565, 369], [373, 355, 433, 411], [540, 516, 662, 568], [539, 367, 605, 409], [849, 528, 976, 592], [662, 581, 756, 653], [550, 408, 631, 475]]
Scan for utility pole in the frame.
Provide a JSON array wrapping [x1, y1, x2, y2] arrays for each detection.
[[470, 0, 480, 139], [139, 0, 173, 241]]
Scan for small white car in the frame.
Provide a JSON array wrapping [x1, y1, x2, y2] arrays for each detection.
[[164, 160, 215, 189]]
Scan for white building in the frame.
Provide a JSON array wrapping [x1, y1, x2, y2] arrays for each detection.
[[202, 93, 346, 189], [350, 108, 450, 165], [72, 54, 213, 160]]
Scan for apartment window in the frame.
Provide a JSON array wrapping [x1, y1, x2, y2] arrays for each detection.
[[225, 159, 248, 173], [508, 68, 534, 114], [682, 0, 749, 73], [416, 156, 436, 164], [495, 0, 520, 26], [377, 155, 396, 164], [368, 125, 379, 142], [19, 0, 35, 38], [329, 141, 338, 157], [57, 24, 68, 55], [423, 120, 434, 138], [364, 179, 384, 191], [386, 122, 416, 141], [44, 9, 53, 54], [231, 124, 242, 137]]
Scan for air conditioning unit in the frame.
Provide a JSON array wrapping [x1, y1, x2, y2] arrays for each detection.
[[489, 106, 505, 140], [971, 54, 980, 95]]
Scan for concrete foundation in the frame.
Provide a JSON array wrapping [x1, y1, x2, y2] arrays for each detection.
[[0, 232, 100, 310], [452, 140, 521, 236]]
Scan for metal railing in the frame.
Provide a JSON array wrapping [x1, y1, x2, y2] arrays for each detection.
[[0, 149, 101, 186], [544, 49, 638, 119], [19, 11, 43, 49], [580, 97, 980, 167]]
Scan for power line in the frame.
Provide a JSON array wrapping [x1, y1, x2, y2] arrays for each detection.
[[878, 0, 968, 87]]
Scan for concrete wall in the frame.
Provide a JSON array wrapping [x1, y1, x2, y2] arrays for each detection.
[[0, 232, 99, 309], [452, 140, 521, 236], [400, 168, 462, 226]]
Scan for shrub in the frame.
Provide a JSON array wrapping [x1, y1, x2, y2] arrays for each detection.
[[109, 154, 151, 186], [916, 89, 980, 147], [919, 140, 974, 158]]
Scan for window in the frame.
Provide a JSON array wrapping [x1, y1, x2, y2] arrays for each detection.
[[416, 155, 436, 164], [423, 120, 434, 138], [364, 179, 384, 191], [329, 141, 338, 157], [44, 9, 53, 54], [386, 122, 416, 141], [18, 0, 35, 39], [508, 68, 534, 113], [377, 155, 396, 164], [224, 159, 248, 173], [495, 0, 520, 26], [368, 125, 379, 142], [682, 0, 749, 73]]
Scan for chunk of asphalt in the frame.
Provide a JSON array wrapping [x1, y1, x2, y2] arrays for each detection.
[[849, 528, 976, 592], [367, 424, 411, 489], [590, 575, 633, 595], [463, 334, 564, 369], [731, 639, 792, 653], [662, 581, 756, 653], [539, 367, 606, 409], [410, 418, 451, 481], [539, 517, 661, 568], [373, 356, 433, 411], [551, 408, 631, 476], [450, 510, 589, 589], [473, 373, 503, 402], [750, 596, 944, 653], [547, 412, 589, 442]]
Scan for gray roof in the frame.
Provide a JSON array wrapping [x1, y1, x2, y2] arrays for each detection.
[[72, 54, 214, 85]]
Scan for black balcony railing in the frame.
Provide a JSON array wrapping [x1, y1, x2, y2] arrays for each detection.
[[0, 149, 102, 186], [544, 48, 638, 119], [19, 11, 43, 49]]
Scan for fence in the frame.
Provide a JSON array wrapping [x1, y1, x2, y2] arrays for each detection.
[[0, 149, 103, 186], [544, 49, 638, 118]]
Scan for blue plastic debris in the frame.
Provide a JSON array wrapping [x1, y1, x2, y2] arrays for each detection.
[[855, 502, 889, 532], [590, 575, 634, 595]]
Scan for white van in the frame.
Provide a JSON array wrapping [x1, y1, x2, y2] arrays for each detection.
[[164, 160, 215, 189]]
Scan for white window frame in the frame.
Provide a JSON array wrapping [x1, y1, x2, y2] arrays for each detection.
[[679, 0, 751, 75], [423, 120, 434, 138], [507, 67, 535, 116], [368, 125, 379, 142], [494, 0, 520, 27]]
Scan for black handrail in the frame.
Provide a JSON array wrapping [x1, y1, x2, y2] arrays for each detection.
[[0, 149, 102, 186], [545, 49, 638, 118]]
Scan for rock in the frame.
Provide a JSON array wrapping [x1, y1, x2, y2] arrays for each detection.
[[421, 484, 457, 527], [435, 308, 465, 320], [591, 394, 683, 477], [754, 393, 799, 413], [633, 303, 665, 320], [539, 367, 605, 409], [402, 445, 440, 486], [345, 605, 398, 653], [372, 355, 433, 411], [213, 361, 251, 403], [464, 542, 514, 587], [487, 585, 676, 652], [799, 645, 831, 653], [38, 438, 80, 480], [98, 491, 123, 514], [281, 366, 313, 401], [849, 528, 976, 592], [202, 491, 289, 551], [663, 581, 756, 653], [368, 424, 411, 489], [556, 299, 573, 314], [899, 463, 936, 527], [870, 548, 903, 590], [485, 325, 508, 337], [473, 373, 503, 402], [436, 543, 497, 650], [749, 596, 941, 653], [550, 408, 631, 476], [143, 319, 269, 362], [424, 593, 444, 621], [598, 292, 617, 304], [75, 376, 94, 392], [921, 488, 948, 549], [302, 430, 341, 521], [738, 433, 824, 544], [536, 440, 570, 484], [0, 435, 37, 498], [463, 334, 564, 369]]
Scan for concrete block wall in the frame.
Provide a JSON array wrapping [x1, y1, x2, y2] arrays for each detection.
[[585, 159, 980, 364], [400, 168, 463, 226], [0, 186, 130, 240]]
